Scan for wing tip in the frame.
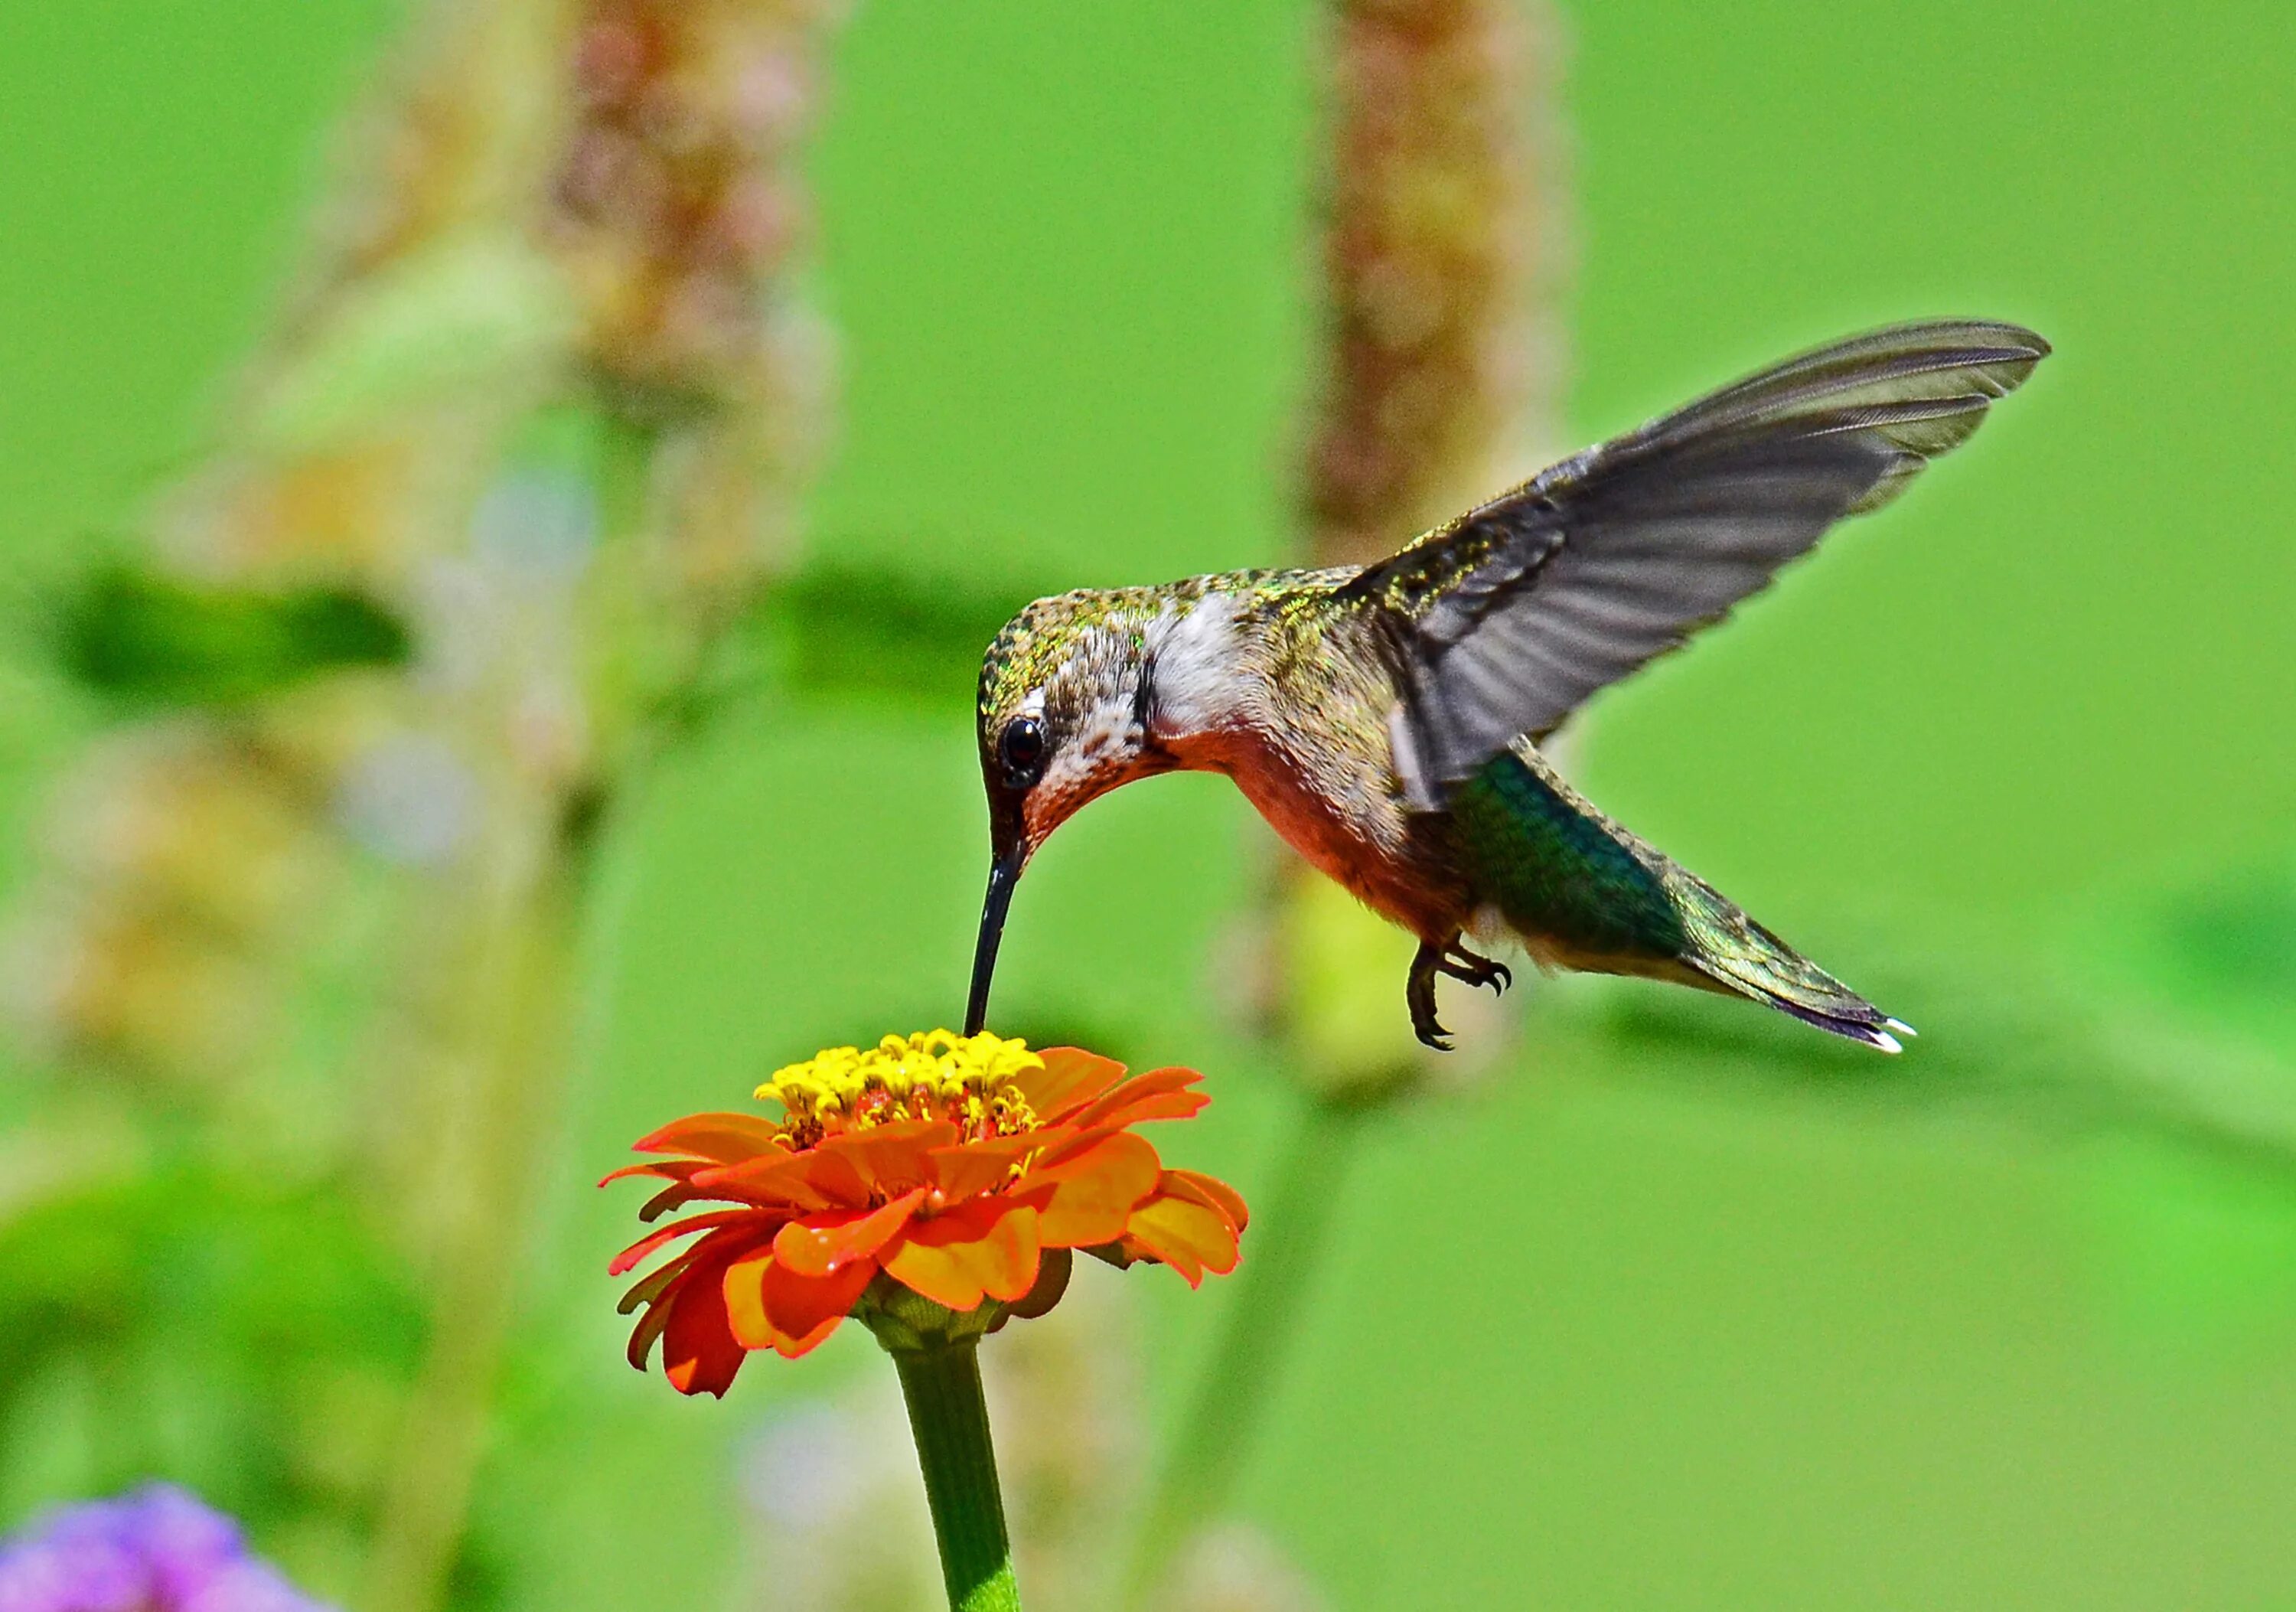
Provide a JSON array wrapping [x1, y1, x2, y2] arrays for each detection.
[[1971, 320, 2050, 361], [1880, 316, 2051, 361]]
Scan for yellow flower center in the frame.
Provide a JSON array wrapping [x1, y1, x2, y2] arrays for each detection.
[[759, 1030, 1045, 1147]]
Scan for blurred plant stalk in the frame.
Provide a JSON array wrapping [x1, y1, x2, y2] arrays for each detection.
[[1302, 0, 1567, 571], [1127, 1, 1570, 1600], [1281, 0, 1569, 1100], [5, 0, 850, 1607]]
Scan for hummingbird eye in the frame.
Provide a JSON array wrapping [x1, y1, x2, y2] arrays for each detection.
[[998, 715, 1046, 787]]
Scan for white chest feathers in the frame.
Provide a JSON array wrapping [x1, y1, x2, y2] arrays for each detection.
[[1146, 592, 1253, 742]]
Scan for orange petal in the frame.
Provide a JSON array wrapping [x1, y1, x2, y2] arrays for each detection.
[[882, 1199, 1042, 1311], [638, 1179, 706, 1223], [1022, 1132, 1162, 1247], [1124, 1186, 1241, 1287], [1101, 1089, 1209, 1127], [759, 1255, 877, 1358], [693, 1149, 846, 1212], [721, 1244, 876, 1358], [927, 1136, 1040, 1202], [816, 1119, 958, 1198], [721, 1245, 777, 1349], [1070, 1066, 1207, 1131], [1029, 1123, 1119, 1170], [618, 1253, 689, 1326], [1166, 1168, 1249, 1235], [1014, 1047, 1127, 1122], [608, 1209, 765, 1278], [600, 1160, 679, 1187], [632, 1112, 788, 1163], [624, 1265, 687, 1368], [788, 1146, 874, 1209], [771, 1188, 927, 1278], [661, 1261, 747, 1397], [621, 1219, 771, 1302], [604, 1158, 724, 1224]]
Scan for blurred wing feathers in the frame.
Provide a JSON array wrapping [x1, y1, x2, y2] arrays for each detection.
[[1353, 320, 2047, 802]]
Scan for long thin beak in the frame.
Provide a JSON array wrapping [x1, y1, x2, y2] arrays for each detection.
[[964, 852, 1022, 1036]]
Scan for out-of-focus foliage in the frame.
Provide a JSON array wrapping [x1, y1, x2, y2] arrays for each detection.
[[660, 556, 1055, 732], [0, 1154, 424, 1593], [1, 1, 2293, 1610], [758, 560, 1048, 709], [4, 5, 855, 1612], [54, 566, 413, 711], [2110, 857, 2296, 1054]]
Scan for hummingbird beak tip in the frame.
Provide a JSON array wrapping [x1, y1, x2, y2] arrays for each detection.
[[964, 853, 1022, 1037]]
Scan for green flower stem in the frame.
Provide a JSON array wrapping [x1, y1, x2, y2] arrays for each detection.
[[364, 856, 580, 1612], [893, 1342, 1023, 1612], [1120, 1091, 1371, 1607]]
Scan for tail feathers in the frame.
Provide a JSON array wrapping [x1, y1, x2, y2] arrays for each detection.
[[1453, 741, 1910, 1052], [1690, 958, 1913, 1052], [1665, 870, 1908, 1053]]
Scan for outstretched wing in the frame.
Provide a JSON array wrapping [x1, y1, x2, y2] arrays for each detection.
[[1349, 319, 2049, 806]]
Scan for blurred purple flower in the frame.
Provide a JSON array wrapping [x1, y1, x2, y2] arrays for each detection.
[[0, 1487, 331, 1612]]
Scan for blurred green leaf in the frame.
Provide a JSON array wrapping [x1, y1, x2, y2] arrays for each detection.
[[2098, 852, 2296, 1056], [2165, 876, 2296, 1000], [766, 556, 1042, 706], [55, 563, 413, 708], [666, 554, 1047, 735], [0, 1159, 425, 1535]]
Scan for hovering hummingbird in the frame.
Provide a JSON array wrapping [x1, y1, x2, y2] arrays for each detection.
[[964, 320, 2048, 1050]]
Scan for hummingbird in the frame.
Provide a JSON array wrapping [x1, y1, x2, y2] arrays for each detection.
[[964, 320, 2048, 1050]]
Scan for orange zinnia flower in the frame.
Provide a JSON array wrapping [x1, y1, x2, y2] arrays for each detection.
[[608, 1030, 1247, 1395]]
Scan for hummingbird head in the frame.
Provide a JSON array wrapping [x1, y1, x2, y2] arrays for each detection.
[[965, 589, 1170, 1033]]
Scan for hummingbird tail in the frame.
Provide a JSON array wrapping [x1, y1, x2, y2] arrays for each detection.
[[1665, 868, 1909, 1053], [1451, 742, 1910, 1052]]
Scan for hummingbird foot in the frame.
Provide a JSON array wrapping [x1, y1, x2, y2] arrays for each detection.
[[1406, 940, 1456, 1052], [1437, 943, 1512, 997]]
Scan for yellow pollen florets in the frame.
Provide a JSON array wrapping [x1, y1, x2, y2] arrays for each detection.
[[759, 1030, 1045, 1146]]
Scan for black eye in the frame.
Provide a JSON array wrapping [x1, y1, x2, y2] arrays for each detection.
[[998, 716, 1046, 785]]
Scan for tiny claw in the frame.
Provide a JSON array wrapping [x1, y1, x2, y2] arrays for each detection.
[[1410, 994, 1455, 1051], [1407, 939, 1459, 1052], [1437, 944, 1512, 997]]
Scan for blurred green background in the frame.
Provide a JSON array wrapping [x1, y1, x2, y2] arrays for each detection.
[[2, 2, 2294, 1609]]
